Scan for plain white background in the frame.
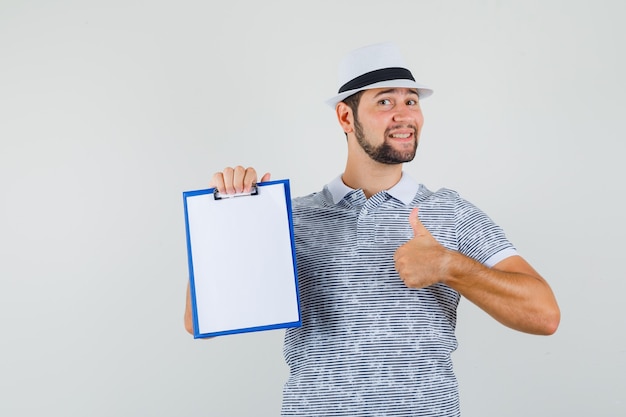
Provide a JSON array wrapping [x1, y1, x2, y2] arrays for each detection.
[[1, 1, 624, 416]]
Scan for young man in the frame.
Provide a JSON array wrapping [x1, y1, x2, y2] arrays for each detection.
[[185, 42, 560, 416]]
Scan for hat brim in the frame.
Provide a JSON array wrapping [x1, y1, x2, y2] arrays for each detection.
[[325, 79, 433, 108]]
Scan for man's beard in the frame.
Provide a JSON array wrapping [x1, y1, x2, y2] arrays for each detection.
[[354, 116, 418, 164]]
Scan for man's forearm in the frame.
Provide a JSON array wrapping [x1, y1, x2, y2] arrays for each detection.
[[443, 253, 560, 335]]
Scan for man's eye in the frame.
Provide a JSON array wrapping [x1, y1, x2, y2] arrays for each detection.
[[379, 99, 391, 105], [407, 99, 418, 106]]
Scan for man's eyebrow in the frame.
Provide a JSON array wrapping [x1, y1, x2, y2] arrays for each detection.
[[372, 88, 420, 98]]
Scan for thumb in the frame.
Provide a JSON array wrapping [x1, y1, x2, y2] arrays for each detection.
[[260, 172, 271, 183], [409, 207, 428, 236]]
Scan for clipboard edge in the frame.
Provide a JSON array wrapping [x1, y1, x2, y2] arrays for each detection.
[[193, 320, 302, 339]]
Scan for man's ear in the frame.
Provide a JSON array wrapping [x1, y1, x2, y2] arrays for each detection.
[[336, 102, 354, 134]]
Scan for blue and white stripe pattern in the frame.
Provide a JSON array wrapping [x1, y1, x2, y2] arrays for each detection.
[[281, 173, 516, 416]]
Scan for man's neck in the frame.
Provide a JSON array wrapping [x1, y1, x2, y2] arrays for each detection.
[[342, 157, 403, 198]]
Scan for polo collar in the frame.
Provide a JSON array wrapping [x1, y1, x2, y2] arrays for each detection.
[[327, 172, 419, 206]]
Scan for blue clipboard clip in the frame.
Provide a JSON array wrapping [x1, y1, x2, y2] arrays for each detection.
[[213, 184, 259, 200]]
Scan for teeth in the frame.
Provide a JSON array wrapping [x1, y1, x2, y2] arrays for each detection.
[[392, 133, 410, 138]]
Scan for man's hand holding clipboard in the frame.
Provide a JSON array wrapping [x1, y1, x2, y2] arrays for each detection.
[[209, 166, 271, 196]]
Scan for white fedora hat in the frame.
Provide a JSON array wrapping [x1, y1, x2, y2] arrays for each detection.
[[326, 42, 433, 108]]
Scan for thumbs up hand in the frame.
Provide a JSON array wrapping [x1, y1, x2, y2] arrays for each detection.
[[394, 207, 452, 289]]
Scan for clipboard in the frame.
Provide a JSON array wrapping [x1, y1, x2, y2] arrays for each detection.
[[183, 179, 301, 338]]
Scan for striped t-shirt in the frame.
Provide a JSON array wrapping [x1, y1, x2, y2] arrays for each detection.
[[281, 173, 516, 417]]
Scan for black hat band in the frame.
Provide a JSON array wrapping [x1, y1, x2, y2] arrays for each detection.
[[338, 67, 415, 94]]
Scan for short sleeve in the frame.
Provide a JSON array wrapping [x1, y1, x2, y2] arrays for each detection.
[[454, 195, 517, 265]]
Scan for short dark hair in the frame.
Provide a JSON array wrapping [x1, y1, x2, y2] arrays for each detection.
[[342, 90, 365, 117]]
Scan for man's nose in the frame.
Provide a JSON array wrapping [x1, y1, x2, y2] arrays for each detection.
[[393, 104, 414, 122]]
